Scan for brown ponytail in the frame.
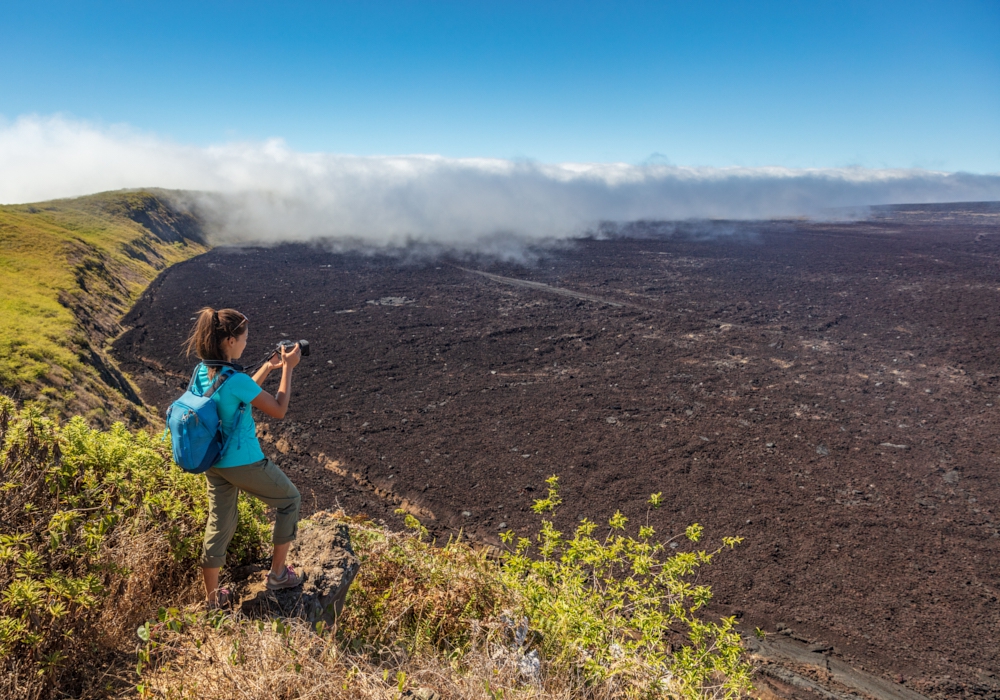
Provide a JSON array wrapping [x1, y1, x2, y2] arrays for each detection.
[[184, 307, 248, 362]]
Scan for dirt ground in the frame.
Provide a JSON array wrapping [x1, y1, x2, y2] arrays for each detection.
[[114, 203, 1000, 698]]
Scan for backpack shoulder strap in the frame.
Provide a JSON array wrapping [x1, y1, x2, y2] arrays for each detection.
[[204, 366, 237, 399], [219, 400, 249, 456], [186, 363, 204, 393]]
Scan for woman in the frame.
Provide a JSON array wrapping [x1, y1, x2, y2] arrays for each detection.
[[184, 307, 303, 608]]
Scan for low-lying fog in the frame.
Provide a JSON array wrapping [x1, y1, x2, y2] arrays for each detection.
[[3, 115, 1000, 252]]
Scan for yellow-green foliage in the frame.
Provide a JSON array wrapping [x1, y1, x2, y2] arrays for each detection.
[[0, 396, 269, 699], [501, 476, 750, 697], [0, 190, 206, 419]]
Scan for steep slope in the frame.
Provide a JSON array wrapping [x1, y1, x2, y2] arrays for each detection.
[[0, 189, 208, 424]]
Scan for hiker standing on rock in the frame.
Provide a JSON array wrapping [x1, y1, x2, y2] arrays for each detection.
[[184, 307, 304, 608]]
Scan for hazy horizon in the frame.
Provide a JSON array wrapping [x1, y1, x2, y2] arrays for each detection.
[[2, 115, 999, 251]]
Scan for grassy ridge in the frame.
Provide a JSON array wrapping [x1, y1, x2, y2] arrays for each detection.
[[0, 190, 207, 424]]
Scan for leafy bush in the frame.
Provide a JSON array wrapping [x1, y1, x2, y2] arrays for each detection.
[[500, 476, 750, 698], [0, 396, 270, 699]]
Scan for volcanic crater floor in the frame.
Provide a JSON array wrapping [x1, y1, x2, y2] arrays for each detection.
[[114, 204, 1000, 699]]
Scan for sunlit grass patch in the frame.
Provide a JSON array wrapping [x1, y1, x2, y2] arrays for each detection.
[[0, 191, 206, 419]]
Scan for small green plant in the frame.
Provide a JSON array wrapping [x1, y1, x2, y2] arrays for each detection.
[[501, 475, 751, 698]]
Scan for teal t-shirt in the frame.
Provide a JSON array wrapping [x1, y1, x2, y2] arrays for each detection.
[[192, 364, 266, 468]]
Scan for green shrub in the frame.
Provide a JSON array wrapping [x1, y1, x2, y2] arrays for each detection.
[[0, 396, 270, 699], [501, 476, 751, 697]]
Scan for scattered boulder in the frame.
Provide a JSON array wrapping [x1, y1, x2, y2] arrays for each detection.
[[367, 296, 415, 306], [240, 513, 360, 626]]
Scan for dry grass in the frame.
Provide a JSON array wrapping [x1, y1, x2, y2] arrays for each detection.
[[137, 517, 580, 699], [336, 518, 509, 653], [137, 510, 752, 700], [141, 611, 616, 700]]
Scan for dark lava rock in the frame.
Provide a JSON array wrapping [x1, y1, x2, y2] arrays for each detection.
[[240, 514, 360, 625]]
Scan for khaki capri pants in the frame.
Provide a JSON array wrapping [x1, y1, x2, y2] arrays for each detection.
[[200, 458, 301, 569]]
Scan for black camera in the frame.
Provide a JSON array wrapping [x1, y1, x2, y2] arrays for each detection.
[[276, 339, 310, 357]]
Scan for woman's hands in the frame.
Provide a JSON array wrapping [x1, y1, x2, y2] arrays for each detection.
[[251, 343, 301, 419], [265, 352, 283, 371], [253, 347, 284, 386], [280, 342, 302, 369]]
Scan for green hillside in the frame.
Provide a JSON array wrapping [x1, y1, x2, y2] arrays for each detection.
[[0, 190, 208, 424]]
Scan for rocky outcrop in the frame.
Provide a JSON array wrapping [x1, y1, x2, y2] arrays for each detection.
[[96, 189, 208, 245], [239, 514, 360, 626]]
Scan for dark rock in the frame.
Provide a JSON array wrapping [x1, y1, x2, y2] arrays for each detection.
[[240, 514, 360, 625]]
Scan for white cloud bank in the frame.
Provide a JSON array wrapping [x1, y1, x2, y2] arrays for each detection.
[[3, 115, 999, 247]]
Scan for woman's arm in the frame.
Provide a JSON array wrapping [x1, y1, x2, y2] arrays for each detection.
[[250, 344, 301, 419], [251, 352, 282, 386]]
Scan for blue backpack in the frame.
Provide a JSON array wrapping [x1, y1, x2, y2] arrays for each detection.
[[165, 362, 248, 473]]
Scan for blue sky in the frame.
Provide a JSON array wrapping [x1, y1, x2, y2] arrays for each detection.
[[2, 1, 998, 172]]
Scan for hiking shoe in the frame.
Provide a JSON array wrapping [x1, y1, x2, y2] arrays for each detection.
[[206, 587, 232, 611], [266, 565, 303, 591]]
